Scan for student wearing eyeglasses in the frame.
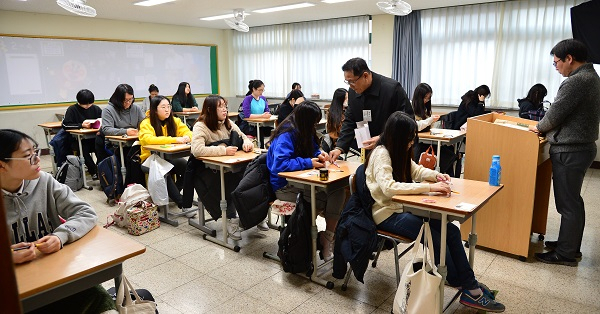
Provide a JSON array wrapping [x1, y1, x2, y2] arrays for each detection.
[[0, 129, 116, 313]]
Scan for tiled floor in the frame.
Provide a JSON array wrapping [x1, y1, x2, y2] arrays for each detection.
[[39, 155, 600, 314]]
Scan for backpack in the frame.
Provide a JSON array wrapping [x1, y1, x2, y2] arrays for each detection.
[[109, 184, 151, 228], [98, 155, 124, 203], [526, 108, 546, 121], [49, 128, 73, 167], [55, 155, 83, 192], [277, 191, 313, 275], [125, 144, 146, 187]]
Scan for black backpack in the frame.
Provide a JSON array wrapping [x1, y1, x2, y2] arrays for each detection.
[[277, 191, 313, 275], [98, 155, 124, 203]]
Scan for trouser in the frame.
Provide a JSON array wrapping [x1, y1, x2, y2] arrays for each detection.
[[141, 157, 187, 207], [275, 183, 345, 220], [378, 212, 478, 290], [550, 148, 596, 259], [80, 138, 97, 175]]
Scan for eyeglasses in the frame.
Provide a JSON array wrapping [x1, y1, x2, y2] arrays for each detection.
[[5, 148, 41, 165], [124, 97, 135, 104], [553, 59, 563, 67], [344, 72, 365, 86], [217, 103, 228, 109], [158, 105, 172, 110]]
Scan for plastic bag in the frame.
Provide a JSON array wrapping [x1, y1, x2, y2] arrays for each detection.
[[142, 154, 173, 206]]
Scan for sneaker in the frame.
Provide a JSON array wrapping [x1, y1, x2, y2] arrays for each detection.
[[460, 289, 505, 313], [318, 230, 335, 262], [227, 218, 242, 241], [479, 282, 496, 300], [257, 218, 269, 231], [182, 208, 196, 218], [535, 250, 577, 267], [91, 173, 99, 181], [544, 241, 582, 258]]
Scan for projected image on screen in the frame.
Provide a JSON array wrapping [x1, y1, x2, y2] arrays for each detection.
[[0, 36, 217, 106]]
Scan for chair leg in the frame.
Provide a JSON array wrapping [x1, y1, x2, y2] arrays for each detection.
[[393, 242, 401, 286], [341, 267, 353, 291], [372, 238, 386, 268]]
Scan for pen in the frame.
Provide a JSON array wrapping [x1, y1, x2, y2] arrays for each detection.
[[329, 169, 344, 172], [12, 245, 32, 252], [331, 162, 340, 168]]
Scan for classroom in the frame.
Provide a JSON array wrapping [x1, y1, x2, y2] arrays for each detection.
[[1, 0, 600, 313]]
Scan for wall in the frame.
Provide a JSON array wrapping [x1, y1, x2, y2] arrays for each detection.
[[370, 14, 395, 77], [0, 10, 229, 148]]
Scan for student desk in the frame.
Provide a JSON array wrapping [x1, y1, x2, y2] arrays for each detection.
[[105, 135, 138, 183], [16, 226, 146, 312], [417, 128, 466, 172], [392, 178, 503, 313], [67, 128, 99, 190], [194, 151, 258, 252], [174, 111, 200, 125], [243, 115, 278, 148], [227, 112, 239, 122], [37, 121, 63, 174], [143, 144, 195, 227], [276, 161, 361, 289]]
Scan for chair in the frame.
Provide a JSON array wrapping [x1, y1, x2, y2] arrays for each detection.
[[341, 172, 414, 290]]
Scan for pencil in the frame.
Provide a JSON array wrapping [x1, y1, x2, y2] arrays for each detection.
[[451, 190, 460, 194]]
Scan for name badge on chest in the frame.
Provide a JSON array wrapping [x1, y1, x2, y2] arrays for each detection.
[[362, 110, 372, 122]]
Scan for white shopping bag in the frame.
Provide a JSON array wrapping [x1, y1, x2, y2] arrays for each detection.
[[142, 154, 173, 206]]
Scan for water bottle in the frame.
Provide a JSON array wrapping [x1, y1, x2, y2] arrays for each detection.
[[489, 155, 501, 186]]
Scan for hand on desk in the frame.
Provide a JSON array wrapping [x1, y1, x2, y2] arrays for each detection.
[[431, 115, 440, 123], [430, 181, 451, 196], [176, 136, 190, 144], [11, 242, 36, 264], [226, 146, 238, 156], [436, 173, 452, 182], [242, 142, 254, 152], [329, 148, 342, 162], [311, 158, 325, 168], [528, 125, 540, 134], [82, 121, 91, 129], [126, 128, 139, 136], [35, 235, 61, 254]]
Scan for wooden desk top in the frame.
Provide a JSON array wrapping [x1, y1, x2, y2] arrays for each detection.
[[392, 178, 502, 217], [38, 121, 62, 129], [144, 143, 191, 154], [418, 128, 466, 141], [67, 128, 99, 135], [228, 112, 238, 118], [278, 161, 361, 185], [105, 135, 139, 142], [244, 116, 278, 123], [16, 226, 145, 299], [197, 151, 258, 165], [174, 111, 200, 116]]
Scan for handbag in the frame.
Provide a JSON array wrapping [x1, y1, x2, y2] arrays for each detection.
[[418, 145, 437, 170], [116, 275, 157, 314], [393, 221, 442, 314], [127, 201, 160, 236]]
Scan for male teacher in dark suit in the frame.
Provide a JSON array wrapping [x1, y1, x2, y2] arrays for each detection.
[[530, 39, 600, 266], [329, 57, 413, 161]]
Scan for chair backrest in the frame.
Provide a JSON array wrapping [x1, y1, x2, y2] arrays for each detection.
[[349, 173, 357, 195]]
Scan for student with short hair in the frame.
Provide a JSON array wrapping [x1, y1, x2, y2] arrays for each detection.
[[171, 82, 199, 113], [0, 128, 116, 314], [62, 89, 102, 180], [141, 84, 159, 113]]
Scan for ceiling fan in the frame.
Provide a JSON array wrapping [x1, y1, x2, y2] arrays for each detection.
[[56, 0, 97, 17], [225, 9, 250, 33], [377, 0, 412, 16]]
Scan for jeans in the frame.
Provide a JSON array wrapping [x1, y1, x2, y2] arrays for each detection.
[[378, 212, 478, 290]]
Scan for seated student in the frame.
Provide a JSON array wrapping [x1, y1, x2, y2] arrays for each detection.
[[171, 82, 199, 113], [191, 95, 259, 240], [0, 129, 116, 314], [277, 89, 305, 125], [240, 79, 272, 147], [266, 101, 345, 261], [364, 112, 505, 313], [95, 83, 145, 163], [141, 84, 159, 113], [139, 95, 194, 216], [324, 88, 349, 153], [285, 82, 302, 99], [454, 84, 491, 129], [518, 83, 547, 121], [62, 89, 103, 180], [411, 83, 441, 161]]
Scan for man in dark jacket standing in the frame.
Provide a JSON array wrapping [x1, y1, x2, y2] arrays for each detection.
[[329, 58, 413, 161], [530, 39, 600, 266]]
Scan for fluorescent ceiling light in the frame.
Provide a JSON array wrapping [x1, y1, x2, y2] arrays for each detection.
[[134, 0, 176, 7], [322, 0, 353, 3], [200, 12, 250, 21], [253, 3, 315, 14]]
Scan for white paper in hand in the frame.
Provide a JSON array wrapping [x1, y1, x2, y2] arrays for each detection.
[[354, 122, 371, 149]]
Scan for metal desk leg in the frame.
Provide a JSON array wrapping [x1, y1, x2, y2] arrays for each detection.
[[435, 139, 442, 172], [203, 165, 240, 252], [256, 123, 261, 148], [76, 135, 92, 190], [468, 214, 477, 268], [438, 213, 448, 314], [188, 201, 216, 237], [309, 185, 334, 289], [118, 142, 127, 184], [44, 128, 58, 174]]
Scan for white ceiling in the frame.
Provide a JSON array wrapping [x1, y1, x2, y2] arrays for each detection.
[[0, 0, 503, 30]]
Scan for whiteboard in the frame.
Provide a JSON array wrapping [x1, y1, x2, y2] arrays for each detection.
[[0, 35, 218, 107]]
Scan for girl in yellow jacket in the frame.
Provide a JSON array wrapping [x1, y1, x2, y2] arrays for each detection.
[[139, 95, 193, 211]]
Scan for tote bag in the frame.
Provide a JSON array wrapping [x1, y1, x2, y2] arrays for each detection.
[[418, 145, 437, 170], [116, 275, 157, 314], [393, 222, 442, 314]]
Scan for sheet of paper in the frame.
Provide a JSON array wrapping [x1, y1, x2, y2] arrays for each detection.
[[298, 170, 319, 177], [354, 122, 371, 149], [455, 202, 477, 211]]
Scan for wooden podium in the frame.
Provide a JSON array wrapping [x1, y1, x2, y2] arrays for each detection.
[[460, 113, 552, 260]]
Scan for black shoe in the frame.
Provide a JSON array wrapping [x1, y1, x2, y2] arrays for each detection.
[[544, 241, 582, 258], [535, 250, 577, 267], [91, 173, 99, 181]]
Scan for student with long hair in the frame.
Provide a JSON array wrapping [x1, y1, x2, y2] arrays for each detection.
[[191, 95, 256, 240], [96, 83, 145, 163], [277, 89, 305, 125], [518, 83, 547, 120], [364, 112, 505, 313], [241, 79, 272, 147], [0, 129, 116, 313], [171, 82, 199, 113], [139, 95, 193, 214], [325, 88, 348, 147], [141, 84, 159, 113], [454, 84, 491, 129], [411, 83, 440, 161], [267, 101, 345, 261]]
